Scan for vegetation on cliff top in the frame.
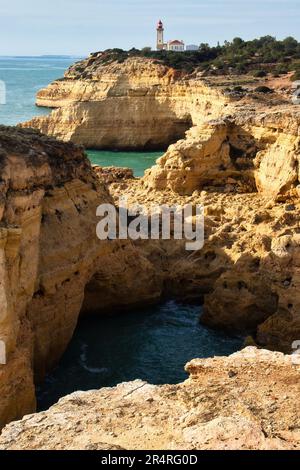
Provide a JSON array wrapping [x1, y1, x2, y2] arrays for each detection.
[[69, 36, 300, 78]]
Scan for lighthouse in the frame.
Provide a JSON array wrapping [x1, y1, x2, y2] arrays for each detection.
[[156, 20, 185, 51], [156, 20, 165, 50]]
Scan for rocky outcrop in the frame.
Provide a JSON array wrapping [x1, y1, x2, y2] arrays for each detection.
[[246, 110, 300, 197], [1, 348, 299, 450], [92, 165, 134, 185], [20, 54, 300, 200], [21, 57, 230, 150], [143, 109, 300, 197], [0, 126, 160, 427], [107, 169, 300, 353], [142, 119, 258, 195], [0, 126, 101, 425]]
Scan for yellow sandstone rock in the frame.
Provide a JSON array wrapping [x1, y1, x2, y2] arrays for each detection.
[[0, 126, 160, 427], [0, 348, 299, 450], [21, 57, 229, 150], [1, 55, 300, 445]]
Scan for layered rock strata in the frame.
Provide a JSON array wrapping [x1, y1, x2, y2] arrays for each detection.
[[22, 57, 230, 150]]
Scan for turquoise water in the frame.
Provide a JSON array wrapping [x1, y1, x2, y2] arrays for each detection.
[[0, 57, 162, 176], [87, 149, 161, 177], [0, 57, 76, 126], [37, 301, 243, 411]]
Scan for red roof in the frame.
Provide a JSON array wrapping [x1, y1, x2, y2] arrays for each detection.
[[168, 40, 184, 45]]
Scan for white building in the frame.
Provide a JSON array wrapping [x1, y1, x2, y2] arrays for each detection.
[[156, 20, 185, 52], [167, 40, 185, 52], [186, 44, 199, 51]]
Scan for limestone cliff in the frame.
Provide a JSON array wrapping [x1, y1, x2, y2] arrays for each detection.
[[0, 126, 160, 427], [0, 348, 299, 450], [21, 53, 294, 155], [21, 56, 230, 150], [143, 109, 300, 197], [3, 54, 300, 444]]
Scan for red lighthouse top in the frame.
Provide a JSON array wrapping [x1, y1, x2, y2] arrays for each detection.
[[157, 20, 164, 30]]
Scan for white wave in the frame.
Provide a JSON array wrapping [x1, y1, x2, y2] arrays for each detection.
[[79, 343, 108, 375]]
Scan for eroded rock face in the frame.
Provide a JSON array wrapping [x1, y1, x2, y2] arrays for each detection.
[[0, 126, 161, 427], [0, 126, 103, 425], [0, 348, 299, 450], [142, 119, 258, 195], [107, 171, 300, 353], [21, 57, 229, 150], [109, 107, 299, 352], [144, 110, 300, 198]]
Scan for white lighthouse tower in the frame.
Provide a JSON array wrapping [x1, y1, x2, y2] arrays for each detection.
[[156, 20, 165, 50]]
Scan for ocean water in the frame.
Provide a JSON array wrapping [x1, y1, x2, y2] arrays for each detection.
[[87, 149, 161, 177], [0, 57, 162, 176], [37, 301, 243, 411], [0, 56, 76, 125]]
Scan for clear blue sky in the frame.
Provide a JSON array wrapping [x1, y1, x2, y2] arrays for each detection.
[[1, 0, 300, 56]]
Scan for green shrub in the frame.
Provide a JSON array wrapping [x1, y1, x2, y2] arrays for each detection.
[[292, 70, 300, 80], [233, 86, 246, 92], [274, 65, 289, 75], [253, 70, 267, 77], [81, 36, 300, 77], [254, 86, 273, 93], [291, 64, 300, 80]]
